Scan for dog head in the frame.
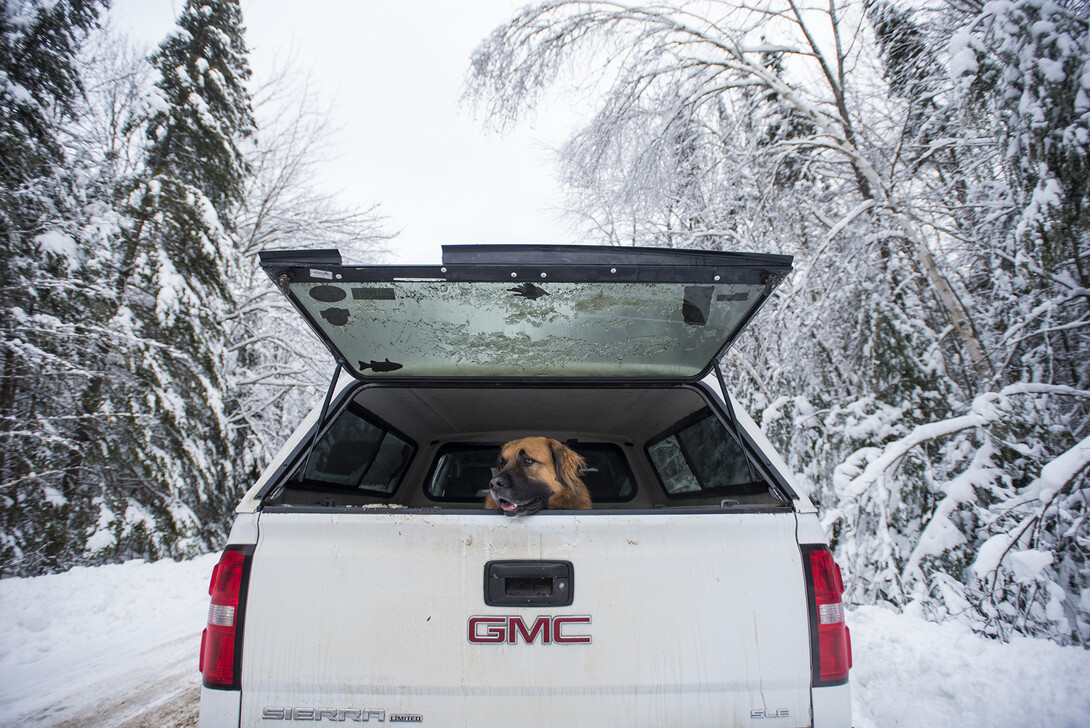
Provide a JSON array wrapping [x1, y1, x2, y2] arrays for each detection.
[[486, 437, 592, 517]]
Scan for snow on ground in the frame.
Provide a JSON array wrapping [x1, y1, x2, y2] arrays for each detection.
[[848, 606, 1090, 727], [1, 555, 1089, 727], [0, 555, 217, 727]]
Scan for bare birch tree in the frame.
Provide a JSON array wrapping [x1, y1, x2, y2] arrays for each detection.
[[226, 57, 392, 471], [465, 0, 993, 384]]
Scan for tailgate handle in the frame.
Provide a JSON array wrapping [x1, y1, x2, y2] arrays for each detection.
[[485, 561, 574, 607]]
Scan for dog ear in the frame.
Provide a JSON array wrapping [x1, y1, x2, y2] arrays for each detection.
[[548, 439, 586, 491]]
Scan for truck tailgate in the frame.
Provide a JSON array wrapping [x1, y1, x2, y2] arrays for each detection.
[[240, 511, 811, 727]]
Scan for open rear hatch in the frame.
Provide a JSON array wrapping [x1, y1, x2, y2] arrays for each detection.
[[258, 244, 792, 381]]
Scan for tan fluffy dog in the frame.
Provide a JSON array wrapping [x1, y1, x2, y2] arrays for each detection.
[[485, 437, 592, 516]]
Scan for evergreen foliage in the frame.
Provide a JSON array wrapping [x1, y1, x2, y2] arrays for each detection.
[[91, 0, 256, 564], [0, 0, 388, 576], [1, 0, 108, 574]]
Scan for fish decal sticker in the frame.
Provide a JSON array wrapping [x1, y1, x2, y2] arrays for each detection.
[[358, 358, 404, 373]]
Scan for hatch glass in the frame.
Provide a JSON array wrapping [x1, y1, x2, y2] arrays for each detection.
[[261, 245, 791, 380]]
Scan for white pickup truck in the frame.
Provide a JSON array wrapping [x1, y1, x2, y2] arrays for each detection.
[[198, 245, 851, 727]]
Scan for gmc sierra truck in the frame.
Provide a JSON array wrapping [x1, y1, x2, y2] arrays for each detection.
[[197, 245, 852, 727]]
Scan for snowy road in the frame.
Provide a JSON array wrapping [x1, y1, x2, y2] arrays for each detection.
[[0, 555, 215, 727], [2, 554, 1089, 727]]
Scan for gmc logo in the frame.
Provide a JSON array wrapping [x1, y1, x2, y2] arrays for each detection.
[[468, 615, 591, 645]]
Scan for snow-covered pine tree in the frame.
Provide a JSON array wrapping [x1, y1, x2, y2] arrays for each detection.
[[88, 0, 255, 563], [0, 0, 108, 575]]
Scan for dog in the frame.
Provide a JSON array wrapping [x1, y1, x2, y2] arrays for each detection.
[[485, 437, 592, 516]]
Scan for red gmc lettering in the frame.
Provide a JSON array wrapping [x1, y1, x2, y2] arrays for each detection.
[[467, 616, 507, 644], [509, 615, 551, 644], [468, 615, 592, 645], [552, 616, 592, 644]]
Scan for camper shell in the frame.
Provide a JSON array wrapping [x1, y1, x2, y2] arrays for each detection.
[[198, 245, 851, 728]]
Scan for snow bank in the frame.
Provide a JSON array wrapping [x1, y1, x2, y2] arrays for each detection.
[[1, 557, 1089, 726], [850, 605, 1090, 728], [0, 555, 217, 726]]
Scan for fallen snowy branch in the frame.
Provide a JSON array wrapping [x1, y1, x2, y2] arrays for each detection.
[[838, 410, 992, 500], [972, 433, 1090, 577], [837, 385, 1087, 502]]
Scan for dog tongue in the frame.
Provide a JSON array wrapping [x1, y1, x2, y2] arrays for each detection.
[[500, 499, 518, 512]]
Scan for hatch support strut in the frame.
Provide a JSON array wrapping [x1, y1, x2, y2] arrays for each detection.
[[713, 361, 789, 503], [298, 362, 342, 482]]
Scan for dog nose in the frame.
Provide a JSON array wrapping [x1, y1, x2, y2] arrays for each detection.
[[490, 474, 508, 490]]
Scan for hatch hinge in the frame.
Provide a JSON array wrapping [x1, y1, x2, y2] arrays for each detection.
[[762, 270, 786, 295]]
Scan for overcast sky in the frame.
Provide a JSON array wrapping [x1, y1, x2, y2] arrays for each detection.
[[111, 0, 582, 263]]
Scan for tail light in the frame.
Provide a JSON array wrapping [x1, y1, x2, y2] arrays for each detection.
[[199, 545, 253, 690], [802, 545, 852, 686]]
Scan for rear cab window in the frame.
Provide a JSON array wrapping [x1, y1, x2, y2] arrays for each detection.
[[425, 443, 636, 503]]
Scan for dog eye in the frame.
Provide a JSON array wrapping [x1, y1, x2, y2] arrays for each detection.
[[520, 455, 535, 466]]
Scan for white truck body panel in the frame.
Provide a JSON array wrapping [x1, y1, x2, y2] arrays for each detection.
[[239, 511, 813, 727], [812, 683, 853, 728], [198, 688, 239, 728]]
